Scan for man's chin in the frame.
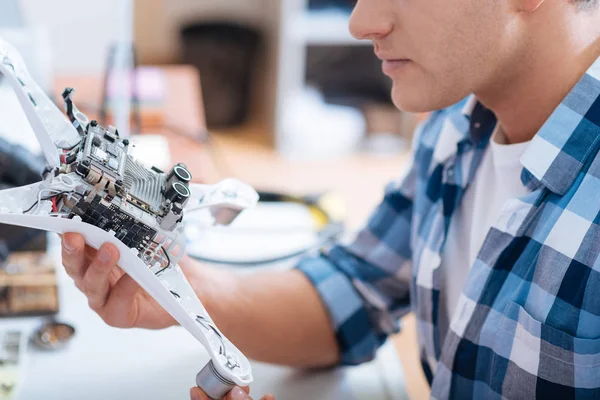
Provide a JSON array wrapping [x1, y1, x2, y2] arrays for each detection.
[[391, 90, 441, 113], [391, 85, 463, 113]]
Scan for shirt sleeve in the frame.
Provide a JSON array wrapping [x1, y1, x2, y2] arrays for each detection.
[[297, 161, 417, 366]]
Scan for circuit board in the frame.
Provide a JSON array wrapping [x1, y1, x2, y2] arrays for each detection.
[[51, 90, 193, 258], [73, 196, 157, 252]]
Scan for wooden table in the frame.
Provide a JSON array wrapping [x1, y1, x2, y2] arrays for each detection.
[[55, 66, 430, 399]]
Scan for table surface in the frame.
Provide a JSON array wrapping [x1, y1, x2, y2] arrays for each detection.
[[5, 66, 428, 399], [10, 237, 408, 400]]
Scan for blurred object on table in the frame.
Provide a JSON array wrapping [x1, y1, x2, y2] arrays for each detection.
[[185, 190, 345, 267], [181, 23, 261, 128], [0, 329, 27, 400], [32, 321, 76, 351], [0, 253, 58, 317], [281, 87, 365, 160]]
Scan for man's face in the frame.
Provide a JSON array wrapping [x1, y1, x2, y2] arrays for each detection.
[[350, 0, 525, 112]]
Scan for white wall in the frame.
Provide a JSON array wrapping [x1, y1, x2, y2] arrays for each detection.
[[20, 0, 128, 73]]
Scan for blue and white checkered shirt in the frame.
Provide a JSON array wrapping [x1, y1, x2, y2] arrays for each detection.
[[298, 56, 600, 399]]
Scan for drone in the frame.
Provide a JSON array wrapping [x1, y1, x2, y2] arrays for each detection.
[[0, 37, 256, 399]]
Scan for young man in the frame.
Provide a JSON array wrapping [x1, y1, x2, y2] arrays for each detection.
[[61, 0, 600, 398]]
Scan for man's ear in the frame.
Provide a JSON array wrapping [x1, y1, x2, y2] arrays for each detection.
[[512, 0, 545, 12]]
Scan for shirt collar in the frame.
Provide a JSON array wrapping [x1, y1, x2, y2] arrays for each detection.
[[520, 57, 600, 195], [460, 56, 600, 195]]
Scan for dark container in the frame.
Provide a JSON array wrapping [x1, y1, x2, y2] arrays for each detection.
[[181, 23, 261, 128]]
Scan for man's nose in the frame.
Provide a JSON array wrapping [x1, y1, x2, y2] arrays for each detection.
[[349, 0, 394, 41]]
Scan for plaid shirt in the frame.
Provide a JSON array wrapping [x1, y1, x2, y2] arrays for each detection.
[[298, 56, 600, 399]]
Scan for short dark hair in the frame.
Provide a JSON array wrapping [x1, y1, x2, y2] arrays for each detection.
[[576, 0, 598, 7]]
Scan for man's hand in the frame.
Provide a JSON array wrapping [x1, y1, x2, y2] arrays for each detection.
[[190, 386, 274, 400], [61, 232, 340, 369], [61, 232, 177, 329]]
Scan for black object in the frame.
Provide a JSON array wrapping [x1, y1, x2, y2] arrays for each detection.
[[306, 45, 393, 106], [181, 23, 261, 128], [165, 181, 191, 204], [308, 0, 356, 11], [0, 137, 47, 262], [71, 196, 157, 252], [0, 138, 45, 187], [167, 163, 192, 183]]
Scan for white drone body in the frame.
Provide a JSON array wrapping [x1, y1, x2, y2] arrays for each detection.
[[0, 37, 255, 398]]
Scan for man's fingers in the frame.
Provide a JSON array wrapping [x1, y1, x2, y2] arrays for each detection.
[[225, 386, 252, 400], [99, 271, 141, 328], [81, 243, 119, 310], [190, 387, 210, 400], [61, 233, 87, 282], [190, 386, 263, 400]]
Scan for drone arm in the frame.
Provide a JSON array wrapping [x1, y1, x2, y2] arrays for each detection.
[[0, 210, 252, 391], [0, 37, 81, 168]]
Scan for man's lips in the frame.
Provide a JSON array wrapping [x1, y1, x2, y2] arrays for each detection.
[[375, 51, 412, 75], [381, 59, 412, 75]]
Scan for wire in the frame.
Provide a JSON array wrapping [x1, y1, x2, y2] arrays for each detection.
[[56, 141, 83, 151], [23, 190, 73, 214], [154, 246, 171, 276], [195, 315, 227, 357]]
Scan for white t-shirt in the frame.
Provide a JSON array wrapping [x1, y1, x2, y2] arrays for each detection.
[[442, 125, 531, 317]]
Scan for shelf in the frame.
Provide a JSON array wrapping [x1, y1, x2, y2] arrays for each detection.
[[286, 10, 371, 46]]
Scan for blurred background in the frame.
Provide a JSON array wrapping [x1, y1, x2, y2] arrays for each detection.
[[9, 0, 420, 153], [0, 1, 427, 399]]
